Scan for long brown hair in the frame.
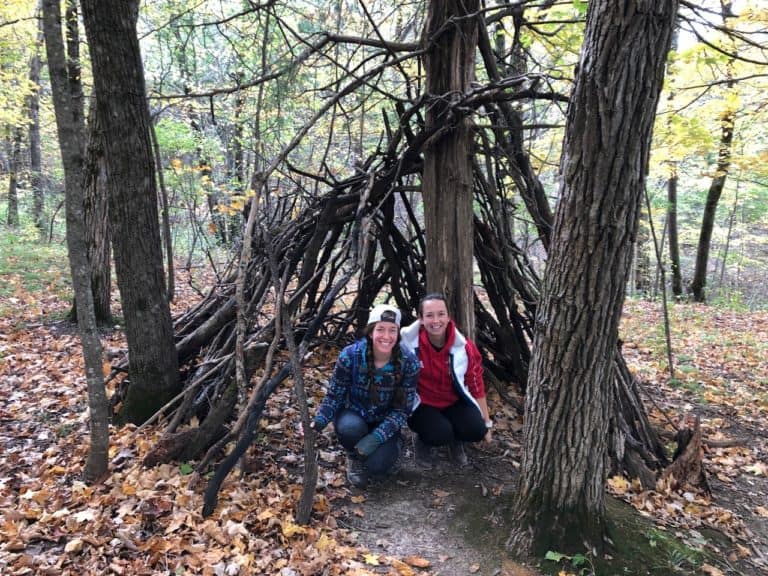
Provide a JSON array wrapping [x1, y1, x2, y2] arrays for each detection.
[[364, 323, 406, 409]]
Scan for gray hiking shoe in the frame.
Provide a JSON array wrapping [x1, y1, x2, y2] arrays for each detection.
[[414, 436, 434, 469], [345, 452, 368, 488], [448, 439, 468, 467]]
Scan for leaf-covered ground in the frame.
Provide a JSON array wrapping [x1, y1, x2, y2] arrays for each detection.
[[1, 250, 767, 575]]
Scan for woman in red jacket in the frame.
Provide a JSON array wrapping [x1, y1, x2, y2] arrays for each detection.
[[400, 293, 492, 467]]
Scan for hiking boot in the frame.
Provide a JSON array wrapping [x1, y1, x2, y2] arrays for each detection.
[[448, 440, 468, 467], [414, 436, 434, 469], [345, 452, 368, 488]]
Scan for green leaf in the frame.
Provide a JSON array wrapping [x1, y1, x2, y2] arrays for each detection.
[[179, 463, 194, 475], [572, 553, 587, 566], [545, 551, 567, 562], [573, 0, 588, 15]]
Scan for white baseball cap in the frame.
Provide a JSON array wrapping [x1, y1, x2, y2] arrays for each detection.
[[367, 303, 401, 327]]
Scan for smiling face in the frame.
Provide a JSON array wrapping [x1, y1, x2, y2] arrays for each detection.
[[419, 298, 450, 344], [370, 321, 400, 359]]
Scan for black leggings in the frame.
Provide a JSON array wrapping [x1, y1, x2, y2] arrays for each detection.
[[408, 401, 486, 447]]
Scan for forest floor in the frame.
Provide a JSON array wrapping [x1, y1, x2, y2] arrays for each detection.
[[1, 245, 767, 575]]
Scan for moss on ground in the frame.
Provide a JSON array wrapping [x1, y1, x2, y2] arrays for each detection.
[[450, 493, 729, 576]]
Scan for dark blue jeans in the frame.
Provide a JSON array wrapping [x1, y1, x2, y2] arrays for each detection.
[[408, 400, 486, 446], [333, 409, 401, 476]]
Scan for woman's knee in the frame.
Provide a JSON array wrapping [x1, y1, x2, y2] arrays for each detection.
[[410, 406, 453, 445], [365, 438, 400, 475], [334, 410, 368, 448]]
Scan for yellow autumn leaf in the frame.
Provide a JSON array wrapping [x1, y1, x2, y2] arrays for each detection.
[[280, 520, 306, 537], [755, 506, 768, 518], [315, 533, 336, 551], [363, 553, 380, 565], [607, 475, 630, 495]]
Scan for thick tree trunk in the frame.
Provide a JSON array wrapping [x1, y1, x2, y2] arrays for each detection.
[[508, 0, 678, 556], [42, 0, 109, 483], [420, 0, 479, 335], [80, 0, 179, 424]]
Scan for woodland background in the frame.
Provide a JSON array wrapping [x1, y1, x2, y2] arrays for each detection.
[[1, 0, 768, 575]]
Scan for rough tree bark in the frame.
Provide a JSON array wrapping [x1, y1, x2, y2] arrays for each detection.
[[42, 0, 109, 483], [80, 0, 179, 423], [507, 0, 679, 556], [421, 0, 480, 335], [81, 101, 112, 324]]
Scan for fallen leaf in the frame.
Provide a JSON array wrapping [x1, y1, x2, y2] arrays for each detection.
[[743, 462, 767, 476], [391, 559, 415, 576], [280, 520, 306, 537], [65, 538, 84, 553], [756, 506, 768, 518], [403, 556, 431, 568], [700, 564, 725, 576], [607, 475, 630, 495]]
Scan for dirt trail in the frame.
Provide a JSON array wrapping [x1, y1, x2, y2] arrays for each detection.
[[335, 431, 526, 576]]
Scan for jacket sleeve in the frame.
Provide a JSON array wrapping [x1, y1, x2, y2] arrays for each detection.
[[465, 339, 486, 399], [371, 352, 420, 443], [314, 346, 353, 429]]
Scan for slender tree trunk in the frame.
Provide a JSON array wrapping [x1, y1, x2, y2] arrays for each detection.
[[81, 100, 112, 324], [664, 30, 683, 298], [149, 119, 174, 300], [229, 78, 245, 243], [6, 127, 22, 227], [688, 2, 735, 303], [688, 112, 734, 302], [421, 0, 479, 335], [718, 176, 740, 287], [634, 210, 651, 293], [28, 8, 44, 233], [42, 0, 109, 483], [80, 0, 180, 424], [508, 0, 678, 556], [65, 0, 85, 145], [668, 167, 683, 297]]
